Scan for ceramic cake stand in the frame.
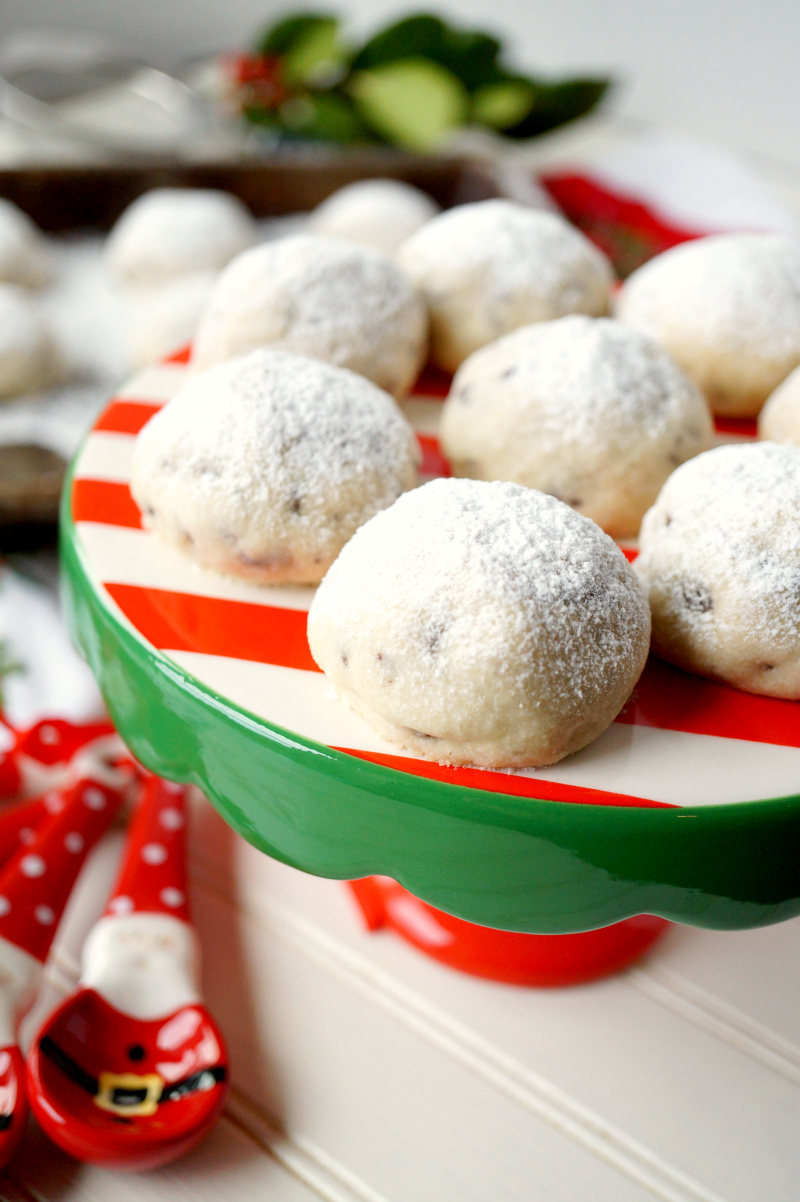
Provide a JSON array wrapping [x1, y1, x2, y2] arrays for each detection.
[[60, 351, 800, 986]]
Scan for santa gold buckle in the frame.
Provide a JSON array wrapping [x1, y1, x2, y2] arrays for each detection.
[[94, 1071, 163, 1116]]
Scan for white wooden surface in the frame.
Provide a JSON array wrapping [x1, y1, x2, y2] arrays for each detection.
[[3, 791, 798, 1202]]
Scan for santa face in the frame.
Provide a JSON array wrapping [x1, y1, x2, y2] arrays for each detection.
[[27, 986, 228, 1168], [81, 913, 200, 1022]]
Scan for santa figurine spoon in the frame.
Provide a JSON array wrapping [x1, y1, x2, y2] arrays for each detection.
[[0, 752, 129, 1169], [27, 774, 229, 1170]]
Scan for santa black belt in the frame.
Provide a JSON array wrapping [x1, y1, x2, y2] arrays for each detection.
[[39, 1036, 226, 1104]]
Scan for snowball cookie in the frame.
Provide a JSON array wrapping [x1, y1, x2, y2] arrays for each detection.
[[0, 285, 61, 398], [758, 364, 800, 446], [636, 442, 800, 698], [131, 348, 419, 585], [191, 235, 427, 397], [106, 188, 255, 287], [395, 199, 613, 374], [0, 199, 52, 289], [615, 234, 800, 418], [308, 478, 650, 768], [440, 316, 713, 539], [131, 270, 218, 366], [308, 178, 440, 256]]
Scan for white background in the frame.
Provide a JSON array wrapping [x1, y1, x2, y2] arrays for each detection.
[[2, 0, 800, 166]]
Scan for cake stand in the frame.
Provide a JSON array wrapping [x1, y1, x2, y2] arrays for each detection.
[[60, 351, 800, 985]]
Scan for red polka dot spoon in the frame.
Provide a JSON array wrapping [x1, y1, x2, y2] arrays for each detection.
[[27, 774, 229, 1170], [0, 745, 130, 1169], [0, 716, 115, 801]]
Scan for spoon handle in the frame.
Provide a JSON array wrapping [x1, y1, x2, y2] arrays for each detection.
[[0, 774, 126, 965], [105, 775, 189, 921], [0, 718, 115, 801], [0, 795, 47, 866]]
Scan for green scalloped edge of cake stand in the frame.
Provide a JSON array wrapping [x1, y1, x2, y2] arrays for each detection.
[[60, 467, 800, 934]]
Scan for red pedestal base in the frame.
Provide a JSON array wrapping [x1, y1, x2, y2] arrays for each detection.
[[348, 877, 669, 987]]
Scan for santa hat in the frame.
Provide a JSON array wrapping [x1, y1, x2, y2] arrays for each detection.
[[104, 775, 190, 924], [0, 775, 124, 964]]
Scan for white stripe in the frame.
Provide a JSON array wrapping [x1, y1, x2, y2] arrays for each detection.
[[113, 363, 187, 401], [163, 651, 800, 807], [74, 431, 136, 483], [79, 524, 315, 611]]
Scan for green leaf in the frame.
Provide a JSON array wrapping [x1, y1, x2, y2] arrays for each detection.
[[504, 77, 612, 138], [351, 15, 503, 90], [294, 91, 369, 141], [472, 78, 536, 129], [257, 12, 336, 56], [351, 15, 448, 71], [284, 18, 347, 87], [350, 57, 469, 152], [437, 29, 503, 89]]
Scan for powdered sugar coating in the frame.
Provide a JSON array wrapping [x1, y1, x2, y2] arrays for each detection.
[[0, 199, 51, 289], [191, 235, 427, 398], [395, 200, 613, 373], [106, 189, 256, 287], [308, 178, 440, 255], [131, 270, 219, 366], [636, 442, 800, 697], [441, 316, 713, 538], [759, 364, 800, 446], [0, 284, 61, 398], [308, 478, 650, 767], [616, 233, 800, 418], [131, 348, 420, 584]]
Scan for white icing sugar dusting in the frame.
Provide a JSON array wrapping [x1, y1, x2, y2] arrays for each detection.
[[0, 198, 51, 288], [308, 178, 440, 255], [397, 199, 613, 317], [106, 188, 256, 286], [309, 478, 650, 767], [637, 442, 800, 696], [452, 316, 708, 444], [191, 234, 427, 397], [616, 233, 800, 416], [618, 234, 800, 358], [131, 348, 419, 583]]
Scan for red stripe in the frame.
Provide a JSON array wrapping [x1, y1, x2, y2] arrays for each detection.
[[417, 434, 452, 478], [73, 480, 142, 529], [620, 546, 638, 563], [618, 656, 800, 748], [104, 583, 320, 672], [93, 401, 162, 435], [714, 415, 758, 438], [411, 364, 451, 398], [97, 578, 800, 749], [540, 172, 705, 267], [164, 344, 192, 364], [335, 747, 672, 807]]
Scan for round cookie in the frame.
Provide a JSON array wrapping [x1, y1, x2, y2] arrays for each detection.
[[0, 285, 61, 398], [0, 199, 52, 289], [636, 442, 800, 697], [615, 233, 800, 418], [308, 178, 440, 256], [395, 199, 613, 373], [106, 188, 255, 287], [307, 478, 650, 768], [131, 270, 218, 366], [131, 348, 419, 585], [440, 316, 713, 539], [758, 364, 800, 446], [191, 235, 427, 397]]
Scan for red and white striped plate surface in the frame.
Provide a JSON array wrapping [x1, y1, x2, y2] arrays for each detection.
[[71, 353, 799, 812]]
